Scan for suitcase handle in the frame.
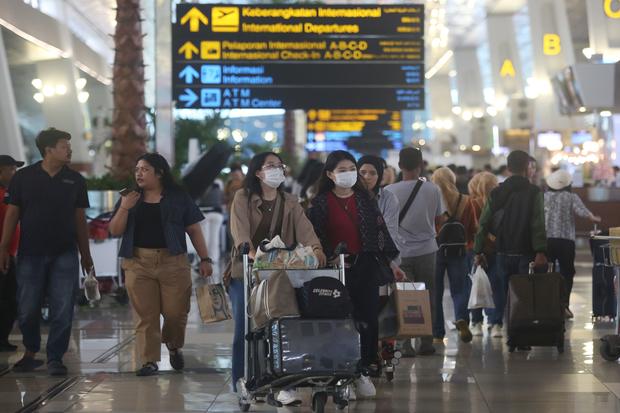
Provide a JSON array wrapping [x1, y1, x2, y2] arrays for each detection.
[[528, 262, 554, 274]]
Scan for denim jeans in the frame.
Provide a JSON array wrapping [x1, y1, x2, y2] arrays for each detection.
[[467, 252, 504, 326], [228, 278, 245, 391], [497, 253, 533, 323], [16, 250, 79, 362], [433, 251, 470, 338]]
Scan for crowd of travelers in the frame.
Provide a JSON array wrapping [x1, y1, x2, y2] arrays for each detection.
[[0, 127, 602, 403]]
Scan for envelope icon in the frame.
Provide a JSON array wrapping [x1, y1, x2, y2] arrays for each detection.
[[212, 7, 239, 32]]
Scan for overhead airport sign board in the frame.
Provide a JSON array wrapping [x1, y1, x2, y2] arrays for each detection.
[[307, 109, 402, 133], [172, 4, 424, 110]]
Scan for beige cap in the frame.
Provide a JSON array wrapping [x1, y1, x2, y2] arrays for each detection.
[[547, 170, 572, 190]]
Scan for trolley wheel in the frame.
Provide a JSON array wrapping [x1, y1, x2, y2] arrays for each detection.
[[238, 400, 250, 412], [600, 339, 620, 362], [312, 391, 327, 413], [385, 370, 394, 382], [114, 287, 129, 305]]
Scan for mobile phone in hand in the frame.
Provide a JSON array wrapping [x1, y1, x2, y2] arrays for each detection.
[[119, 187, 134, 196]]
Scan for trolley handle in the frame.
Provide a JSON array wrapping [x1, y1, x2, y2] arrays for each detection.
[[239, 242, 251, 256]]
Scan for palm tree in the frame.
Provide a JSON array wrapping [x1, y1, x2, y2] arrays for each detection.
[[110, 0, 147, 180]]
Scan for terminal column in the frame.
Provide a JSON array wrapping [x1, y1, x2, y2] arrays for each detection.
[[0, 30, 26, 160]]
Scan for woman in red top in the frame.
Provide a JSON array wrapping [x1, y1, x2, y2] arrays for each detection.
[[307, 150, 398, 399], [461, 172, 503, 338]]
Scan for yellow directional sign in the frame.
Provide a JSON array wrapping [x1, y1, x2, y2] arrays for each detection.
[[201, 41, 221, 60], [212, 7, 239, 32], [180, 7, 209, 32], [178, 41, 199, 59], [500, 59, 516, 78], [604, 0, 620, 18]]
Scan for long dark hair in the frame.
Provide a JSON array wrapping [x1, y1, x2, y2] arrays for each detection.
[[244, 152, 284, 198], [358, 155, 384, 195], [316, 150, 366, 195], [136, 153, 180, 191]]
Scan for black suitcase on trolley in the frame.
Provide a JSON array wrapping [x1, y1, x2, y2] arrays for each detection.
[[506, 266, 566, 353], [590, 236, 617, 319]]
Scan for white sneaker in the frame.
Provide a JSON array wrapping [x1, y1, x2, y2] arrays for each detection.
[[276, 389, 301, 406], [347, 384, 357, 401], [471, 323, 483, 336], [491, 324, 503, 338], [355, 375, 376, 398]]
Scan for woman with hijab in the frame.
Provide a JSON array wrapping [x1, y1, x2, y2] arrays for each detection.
[[431, 167, 472, 343]]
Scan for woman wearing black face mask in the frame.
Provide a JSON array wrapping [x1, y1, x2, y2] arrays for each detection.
[[227, 152, 326, 404], [306, 150, 399, 399]]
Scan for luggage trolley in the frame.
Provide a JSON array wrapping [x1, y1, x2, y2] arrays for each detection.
[[236, 243, 358, 413], [592, 233, 620, 361]]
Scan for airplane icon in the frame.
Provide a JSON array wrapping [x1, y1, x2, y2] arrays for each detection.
[[211, 7, 239, 32]]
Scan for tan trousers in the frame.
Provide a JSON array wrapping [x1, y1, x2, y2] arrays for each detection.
[[123, 248, 192, 363]]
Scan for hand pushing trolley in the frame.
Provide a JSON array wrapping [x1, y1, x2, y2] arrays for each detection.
[[236, 243, 360, 413]]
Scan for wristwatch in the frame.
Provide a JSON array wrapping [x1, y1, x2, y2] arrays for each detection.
[[200, 257, 213, 264]]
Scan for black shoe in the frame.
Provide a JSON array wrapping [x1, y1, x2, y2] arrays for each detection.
[[136, 362, 159, 376], [400, 339, 416, 358], [169, 349, 184, 371], [0, 341, 17, 352], [13, 356, 44, 372], [47, 360, 68, 376]]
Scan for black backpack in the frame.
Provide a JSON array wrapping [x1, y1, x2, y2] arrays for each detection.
[[437, 194, 467, 257], [296, 277, 352, 319]]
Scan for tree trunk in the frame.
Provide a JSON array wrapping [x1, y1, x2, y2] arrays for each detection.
[[110, 0, 147, 180]]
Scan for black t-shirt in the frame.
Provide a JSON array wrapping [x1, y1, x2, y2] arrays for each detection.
[[6, 162, 90, 256], [133, 202, 167, 249]]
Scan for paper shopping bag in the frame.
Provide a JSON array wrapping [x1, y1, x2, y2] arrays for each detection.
[[195, 283, 232, 324], [379, 283, 432, 339]]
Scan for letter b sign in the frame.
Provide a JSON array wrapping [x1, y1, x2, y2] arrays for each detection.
[[544, 34, 561, 56]]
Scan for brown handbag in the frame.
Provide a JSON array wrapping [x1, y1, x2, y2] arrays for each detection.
[[249, 269, 300, 329]]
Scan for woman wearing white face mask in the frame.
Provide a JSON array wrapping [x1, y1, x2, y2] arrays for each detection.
[[227, 152, 326, 404], [307, 151, 399, 399]]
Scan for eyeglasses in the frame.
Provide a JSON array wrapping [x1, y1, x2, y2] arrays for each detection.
[[261, 164, 286, 171]]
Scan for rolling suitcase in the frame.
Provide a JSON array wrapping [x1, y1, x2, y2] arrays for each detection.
[[590, 235, 617, 319], [506, 263, 566, 353]]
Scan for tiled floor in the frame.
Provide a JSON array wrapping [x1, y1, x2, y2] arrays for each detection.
[[2, 251, 620, 412]]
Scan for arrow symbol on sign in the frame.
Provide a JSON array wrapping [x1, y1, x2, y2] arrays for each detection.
[[179, 88, 198, 107], [178, 42, 199, 59], [180, 7, 209, 32], [179, 66, 200, 84]]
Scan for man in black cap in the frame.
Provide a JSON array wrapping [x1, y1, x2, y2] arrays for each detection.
[[0, 155, 24, 351], [0, 128, 93, 376]]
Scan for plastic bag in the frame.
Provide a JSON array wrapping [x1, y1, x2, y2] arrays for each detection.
[[253, 236, 318, 270], [467, 266, 494, 310], [84, 268, 101, 302]]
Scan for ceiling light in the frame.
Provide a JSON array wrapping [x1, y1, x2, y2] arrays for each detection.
[[443, 151, 451, 158], [77, 91, 89, 103], [43, 85, 55, 97], [582, 47, 594, 59], [75, 78, 87, 90], [600, 110, 612, 117], [443, 120, 454, 130], [419, 139, 426, 146], [459, 145, 467, 151], [426, 120, 435, 129], [448, 70, 457, 78], [486, 107, 498, 117], [232, 129, 244, 142], [524, 85, 539, 100], [462, 111, 472, 121], [31, 79, 42, 89], [472, 145, 481, 152], [452, 106, 462, 115], [55, 84, 67, 95], [33, 92, 44, 103], [473, 110, 484, 119], [578, 106, 587, 113]]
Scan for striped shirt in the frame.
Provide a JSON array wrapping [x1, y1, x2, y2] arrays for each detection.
[[544, 191, 592, 240]]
